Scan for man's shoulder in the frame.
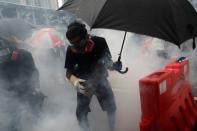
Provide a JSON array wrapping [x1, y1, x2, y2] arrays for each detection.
[[91, 36, 107, 46], [91, 36, 106, 42]]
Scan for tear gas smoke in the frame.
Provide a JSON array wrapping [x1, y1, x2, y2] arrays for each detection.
[[90, 29, 181, 131], [0, 4, 81, 131], [1, 3, 197, 131], [28, 28, 82, 131], [180, 38, 197, 95], [0, 25, 188, 131]]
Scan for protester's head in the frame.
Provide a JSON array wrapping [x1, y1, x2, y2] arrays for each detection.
[[66, 21, 89, 53], [66, 21, 87, 40]]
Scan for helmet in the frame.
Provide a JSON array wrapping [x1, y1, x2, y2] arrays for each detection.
[[66, 21, 87, 40], [0, 37, 13, 64]]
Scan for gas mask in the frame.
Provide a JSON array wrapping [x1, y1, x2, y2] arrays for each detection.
[[70, 39, 87, 54]]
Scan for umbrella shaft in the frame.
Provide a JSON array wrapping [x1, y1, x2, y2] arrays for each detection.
[[119, 31, 127, 57]]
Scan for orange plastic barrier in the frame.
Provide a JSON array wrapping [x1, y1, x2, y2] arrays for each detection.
[[139, 60, 197, 131]]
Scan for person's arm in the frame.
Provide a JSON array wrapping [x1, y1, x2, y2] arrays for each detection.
[[66, 70, 90, 96], [64, 47, 76, 82], [64, 47, 89, 95], [66, 69, 72, 79], [100, 37, 123, 71], [65, 69, 84, 87], [101, 38, 112, 61], [96, 37, 114, 69]]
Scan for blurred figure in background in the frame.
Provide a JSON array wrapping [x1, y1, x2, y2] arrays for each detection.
[[0, 36, 45, 131], [0, 6, 45, 131]]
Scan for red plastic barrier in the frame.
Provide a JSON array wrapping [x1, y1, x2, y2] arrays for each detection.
[[139, 60, 197, 131], [165, 60, 190, 82]]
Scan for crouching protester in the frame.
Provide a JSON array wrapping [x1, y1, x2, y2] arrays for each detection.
[[0, 36, 45, 131], [65, 21, 122, 131]]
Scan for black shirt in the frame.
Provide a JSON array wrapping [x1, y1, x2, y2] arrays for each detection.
[[65, 36, 112, 80], [0, 49, 39, 96]]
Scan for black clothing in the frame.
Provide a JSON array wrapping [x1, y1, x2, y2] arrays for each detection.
[[0, 49, 39, 95], [65, 36, 112, 79], [65, 36, 116, 131], [1, 49, 44, 108]]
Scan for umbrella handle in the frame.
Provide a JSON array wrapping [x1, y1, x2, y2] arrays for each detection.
[[116, 31, 128, 74], [118, 67, 129, 74], [114, 56, 129, 74]]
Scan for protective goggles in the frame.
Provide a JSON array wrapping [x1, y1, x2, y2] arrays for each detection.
[[69, 39, 86, 49]]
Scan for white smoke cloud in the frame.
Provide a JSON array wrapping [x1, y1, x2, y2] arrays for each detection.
[[28, 27, 82, 131], [0, 7, 81, 131], [0, 81, 38, 131], [90, 29, 181, 131], [1, 5, 196, 131], [180, 38, 197, 94], [29, 22, 197, 131], [1, 25, 196, 131]]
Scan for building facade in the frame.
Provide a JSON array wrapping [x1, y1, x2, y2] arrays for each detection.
[[0, 0, 58, 9], [0, 1, 75, 27]]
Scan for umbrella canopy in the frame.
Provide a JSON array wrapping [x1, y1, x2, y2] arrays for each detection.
[[30, 28, 63, 49], [59, 0, 197, 47]]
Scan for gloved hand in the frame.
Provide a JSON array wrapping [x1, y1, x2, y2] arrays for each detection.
[[112, 60, 122, 71], [68, 75, 90, 96], [176, 56, 187, 62]]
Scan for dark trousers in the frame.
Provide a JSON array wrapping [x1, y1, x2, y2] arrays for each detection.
[[76, 78, 116, 131]]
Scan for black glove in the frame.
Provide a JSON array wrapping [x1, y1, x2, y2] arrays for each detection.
[[176, 56, 187, 62], [112, 60, 122, 71]]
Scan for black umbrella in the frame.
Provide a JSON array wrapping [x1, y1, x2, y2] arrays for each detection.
[[58, 0, 197, 73], [59, 0, 197, 46]]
